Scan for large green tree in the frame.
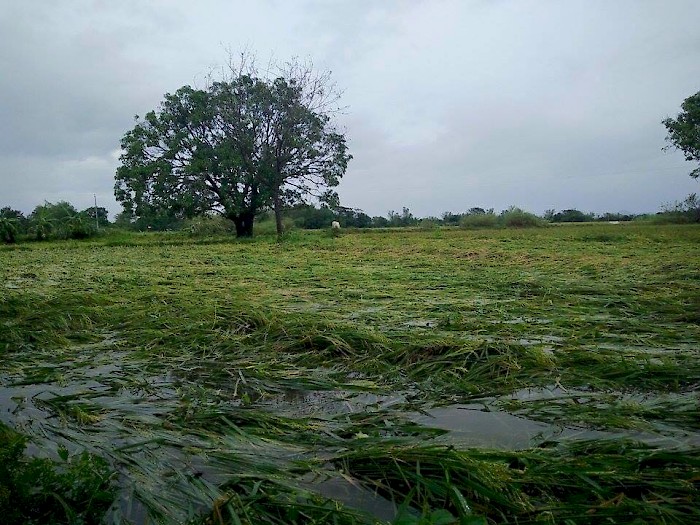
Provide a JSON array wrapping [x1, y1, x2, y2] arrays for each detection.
[[115, 67, 350, 237], [663, 91, 700, 179]]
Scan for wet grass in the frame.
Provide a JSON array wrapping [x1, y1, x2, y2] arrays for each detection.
[[1, 223, 699, 523]]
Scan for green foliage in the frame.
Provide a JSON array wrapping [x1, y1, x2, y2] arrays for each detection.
[[0, 218, 18, 243], [286, 204, 336, 229], [596, 211, 638, 222], [64, 214, 95, 239], [440, 212, 463, 226], [388, 207, 417, 227], [0, 423, 115, 524], [653, 193, 700, 223], [185, 215, 237, 236], [371, 215, 390, 227], [30, 216, 53, 241], [335, 207, 373, 228], [80, 206, 110, 228], [254, 217, 295, 236], [419, 218, 439, 230], [663, 90, 700, 178], [547, 208, 595, 222], [499, 206, 544, 228], [1, 207, 28, 236], [30, 201, 77, 223], [27, 201, 98, 240], [459, 210, 498, 229], [115, 62, 350, 238]]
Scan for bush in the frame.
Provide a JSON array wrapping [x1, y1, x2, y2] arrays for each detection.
[[549, 209, 596, 222], [185, 215, 237, 236], [0, 218, 18, 243], [419, 218, 439, 230], [500, 207, 544, 228], [62, 215, 96, 239], [654, 193, 700, 224], [459, 212, 498, 229]]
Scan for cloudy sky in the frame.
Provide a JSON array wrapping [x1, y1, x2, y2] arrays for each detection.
[[1, 0, 699, 218]]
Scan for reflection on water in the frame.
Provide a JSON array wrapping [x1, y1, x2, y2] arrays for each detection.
[[412, 404, 555, 449]]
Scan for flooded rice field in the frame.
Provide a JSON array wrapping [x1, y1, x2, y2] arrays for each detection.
[[1, 225, 699, 523]]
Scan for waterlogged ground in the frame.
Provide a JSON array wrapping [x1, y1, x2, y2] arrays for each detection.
[[1, 224, 699, 524]]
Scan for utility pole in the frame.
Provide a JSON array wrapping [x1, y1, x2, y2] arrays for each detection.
[[94, 194, 99, 231]]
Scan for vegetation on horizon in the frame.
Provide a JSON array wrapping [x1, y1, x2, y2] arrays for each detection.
[[3, 198, 700, 245], [663, 89, 700, 179]]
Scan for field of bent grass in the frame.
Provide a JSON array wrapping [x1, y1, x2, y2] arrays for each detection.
[[1, 223, 699, 524]]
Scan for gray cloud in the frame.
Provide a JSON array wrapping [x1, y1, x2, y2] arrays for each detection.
[[1, 0, 699, 217]]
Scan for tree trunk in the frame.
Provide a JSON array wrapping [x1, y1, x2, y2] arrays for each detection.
[[231, 211, 255, 238], [273, 192, 283, 237]]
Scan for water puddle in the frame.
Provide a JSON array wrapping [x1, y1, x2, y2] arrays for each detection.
[[411, 404, 556, 449], [412, 402, 700, 449]]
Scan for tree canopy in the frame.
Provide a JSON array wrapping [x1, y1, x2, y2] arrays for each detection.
[[663, 90, 700, 179], [115, 65, 350, 237]]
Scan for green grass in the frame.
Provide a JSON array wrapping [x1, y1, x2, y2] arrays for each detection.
[[1, 223, 699, 524]]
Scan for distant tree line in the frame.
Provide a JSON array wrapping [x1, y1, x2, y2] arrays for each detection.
[[3, 198, 698, 244], [107, 202, 700, 232]]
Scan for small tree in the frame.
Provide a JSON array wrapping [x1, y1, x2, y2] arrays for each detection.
[[0, 218, 18, 243], [441, 212, 463, 226], [551, 209, 596, 222], [27, 201, 97, 240], [28, 202, 76, 240], [663, 91, 700, 179], [1, 208, 28, 234], [387, 207, 416, 227], [80, 207, 110, 228]]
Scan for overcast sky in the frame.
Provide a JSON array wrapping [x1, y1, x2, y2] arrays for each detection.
[[1, 0, 699, 218]]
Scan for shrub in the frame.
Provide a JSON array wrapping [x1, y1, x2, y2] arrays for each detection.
[[500, 207, 544, 228], [549, 209, 596, 222], [63, 215, 96, 239], [0, 218, 17, 243], [185, 215, 237, 236], [419, 218, 439, 230], [459, 211, 498, 229], [30, 216, 53, 240], [654, 193, 700, 223]]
